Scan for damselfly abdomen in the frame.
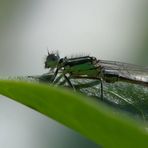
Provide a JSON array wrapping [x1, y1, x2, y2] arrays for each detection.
[[45, 52, 148, 99]]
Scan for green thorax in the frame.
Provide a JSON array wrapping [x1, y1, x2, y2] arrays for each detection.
[[63, 62, 99, 77]]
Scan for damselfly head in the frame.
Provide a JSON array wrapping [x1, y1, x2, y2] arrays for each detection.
[[45, 51, 60, 69]]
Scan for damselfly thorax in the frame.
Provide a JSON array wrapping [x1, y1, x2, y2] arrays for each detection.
[[61, 56, 101, 78]]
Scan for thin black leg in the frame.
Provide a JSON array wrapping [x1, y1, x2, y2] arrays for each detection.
[[51, 68, 59, 83], [100, 78, 103, 100], [64, 74, 75, 91]]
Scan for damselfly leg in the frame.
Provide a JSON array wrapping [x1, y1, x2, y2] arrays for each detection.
[[100, 78, 104, 100], [51, 68, 59, 83], [51, 70, 104, 99], [63, 74, 76, 90], [51, 67, 76, 91]]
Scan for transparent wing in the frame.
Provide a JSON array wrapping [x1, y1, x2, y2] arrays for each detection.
[[99, 60, 148, 83]]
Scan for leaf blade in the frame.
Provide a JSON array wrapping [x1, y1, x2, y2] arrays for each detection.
[[0, 80, 148, 148]]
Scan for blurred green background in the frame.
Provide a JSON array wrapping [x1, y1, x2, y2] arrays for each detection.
[[0, 0, 147, 148]]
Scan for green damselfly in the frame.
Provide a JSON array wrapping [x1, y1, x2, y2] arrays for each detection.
[[44, 51, 148, 99]]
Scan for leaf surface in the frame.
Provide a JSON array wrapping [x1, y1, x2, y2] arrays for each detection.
[[0, 80, 148, 148]]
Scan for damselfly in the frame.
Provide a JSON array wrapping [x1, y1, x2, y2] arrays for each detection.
[[45, 51, 148, 99]]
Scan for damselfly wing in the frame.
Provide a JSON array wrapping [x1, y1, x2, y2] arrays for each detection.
[[98, 60, 148, 86]]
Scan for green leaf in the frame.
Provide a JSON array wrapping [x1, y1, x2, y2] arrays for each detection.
[[0, 80, 148, 148]]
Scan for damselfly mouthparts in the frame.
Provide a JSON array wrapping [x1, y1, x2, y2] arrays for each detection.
[[45, 52, 148, 99]]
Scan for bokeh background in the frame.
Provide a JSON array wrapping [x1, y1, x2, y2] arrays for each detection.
[[0, 0, 147, 148]]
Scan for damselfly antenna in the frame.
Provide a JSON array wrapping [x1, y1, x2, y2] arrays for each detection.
[[45, 50, 60, 68]]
